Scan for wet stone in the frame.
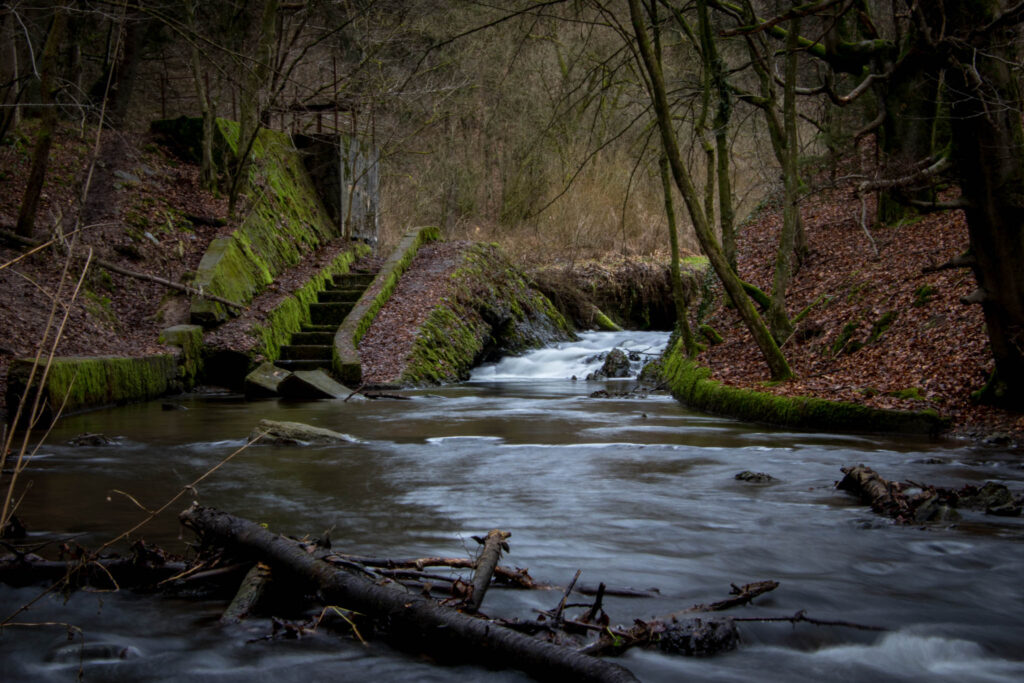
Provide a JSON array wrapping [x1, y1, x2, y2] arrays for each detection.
[[735, 471, 775, 483]]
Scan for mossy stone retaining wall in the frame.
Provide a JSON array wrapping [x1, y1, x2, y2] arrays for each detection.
[[332, 226, 440, 385], [661, 339, 949, 435], [6, 355, 178, 422], [398, 243, 575, 386], [186, 120, 340, 325]]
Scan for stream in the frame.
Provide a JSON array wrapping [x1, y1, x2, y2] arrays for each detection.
[[2, 330, 1023, 682]]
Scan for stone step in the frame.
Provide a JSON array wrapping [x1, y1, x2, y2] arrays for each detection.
[[291, 331, 334, 345], [301, 324, 337, 333], [280, 344, 333, 361], [333, 272, 375, 287], [319, 289, 364, 303], [310, 302, 355, 325], [275, 358, 332, 371]]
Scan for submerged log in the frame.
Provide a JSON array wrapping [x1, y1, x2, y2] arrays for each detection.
[[838, 465, 1021, 522], [221, 562, 272, 624], [180, 504, 638, 683]]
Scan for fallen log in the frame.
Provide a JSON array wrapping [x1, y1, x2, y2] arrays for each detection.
[[838, 465, 1021, 522], [0, 551, 187, 589], [180, 504, 638, 683]]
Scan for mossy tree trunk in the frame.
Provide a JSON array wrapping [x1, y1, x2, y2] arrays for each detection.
[[229, 0, 279, 215], [186, 1, 218, 192], [15, 9, 66, 238], [629, 0, 792, 381], [660, 156, 697, 357], [694, 0, 737, 272]]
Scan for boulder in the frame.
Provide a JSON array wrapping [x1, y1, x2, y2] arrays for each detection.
[[250, 419, 360, 445], [600, 348, 631, 378]]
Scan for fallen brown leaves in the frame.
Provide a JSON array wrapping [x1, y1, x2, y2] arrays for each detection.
[[358, 242, 469, 385], [699, 187, 1023, 442]]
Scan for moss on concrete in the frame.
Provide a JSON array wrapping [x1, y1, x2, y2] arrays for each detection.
[[6, 355, 178, 421], [398, 243, 575, 386], [159, 324, 204, 387], [332, 226, 440, 385], [661, 339, 949, 436], [186, 119, 340, 325], [251, 244, 369, 362]]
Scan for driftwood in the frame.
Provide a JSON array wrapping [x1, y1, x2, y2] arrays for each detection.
[[180, 504, 638, 683], [0, 538, 192, 589], [465, 529, 510, 613], [221, 562, 272, 624], [335, 553, 539, 589], [838, 465, 1022, 522], [0, 228, 245, 311]]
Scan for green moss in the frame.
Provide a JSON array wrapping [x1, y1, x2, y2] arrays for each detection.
[[661, 340, 948, 435], [593, 309, 623, 331], [699, 324, 724, 345], [865, 311, 897, 344], [396, 242, 575, 386], [886, 387, 929, 401], [831, 320, 861, 356], [913, 284, 938, 307], [251, 245, 367, 361], [159, 324, 205, 388], [188, 119, 341, 325], [6, 356, 178, 420]]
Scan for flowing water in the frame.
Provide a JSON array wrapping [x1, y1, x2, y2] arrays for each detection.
[[2, 330, 1023, 682]]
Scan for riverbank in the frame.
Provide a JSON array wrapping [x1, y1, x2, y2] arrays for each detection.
[[691, 188, 1021, 445]]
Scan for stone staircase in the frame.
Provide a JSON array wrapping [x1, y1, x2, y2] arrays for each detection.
[[275, 271, 376, 372]]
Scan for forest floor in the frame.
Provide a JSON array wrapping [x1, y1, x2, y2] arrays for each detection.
[[697, 188, 1022, 445], [1, 124, 1022, 444]]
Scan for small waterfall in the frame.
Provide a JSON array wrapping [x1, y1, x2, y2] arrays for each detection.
[[470, 330, 670, 381]]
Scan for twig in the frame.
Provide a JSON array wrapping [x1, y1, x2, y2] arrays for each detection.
[[553, 569, 583, 622], [731, 610, 887, 631]]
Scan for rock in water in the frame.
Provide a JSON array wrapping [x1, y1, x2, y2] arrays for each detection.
[[250, 419, 360, 445], [600, 348, 631, 378]]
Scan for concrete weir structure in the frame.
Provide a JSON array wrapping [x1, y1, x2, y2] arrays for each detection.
[[5, 118, 381, 421]]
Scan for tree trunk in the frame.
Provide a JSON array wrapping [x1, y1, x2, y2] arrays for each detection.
[[229, 0, 279, 215], [767, 13, 800, 345], [945, 17, 1024, 408], [660, 156, 697, 357], [186, 2, 218, 191], [629, 0, 792, 380], [179, 504, 638, 683], [15, 10, 66, 238]]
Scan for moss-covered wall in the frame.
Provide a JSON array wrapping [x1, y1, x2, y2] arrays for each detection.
[[187, 120, 340, 325], [660, 339, 949, 436], [6, 355, 178, 422], [398, 243, 575, 386], [332, 226, 440, 385]]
